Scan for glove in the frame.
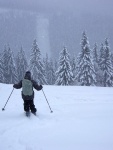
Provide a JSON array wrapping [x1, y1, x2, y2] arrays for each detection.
[[40, 85, 43, 90]]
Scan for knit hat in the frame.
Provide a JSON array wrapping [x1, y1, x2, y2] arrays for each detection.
[[25, 71, 31, 79]]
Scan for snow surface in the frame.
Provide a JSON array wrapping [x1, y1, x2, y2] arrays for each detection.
[[0, 83, 113, 150]]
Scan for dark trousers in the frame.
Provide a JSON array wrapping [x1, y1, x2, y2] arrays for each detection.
[[23, 99, 37, 113]]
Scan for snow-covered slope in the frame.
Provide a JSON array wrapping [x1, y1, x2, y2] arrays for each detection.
[[0, 83, 113, 150]]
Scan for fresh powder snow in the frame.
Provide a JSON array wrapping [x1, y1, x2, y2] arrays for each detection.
[[0, 83, 113, 150]]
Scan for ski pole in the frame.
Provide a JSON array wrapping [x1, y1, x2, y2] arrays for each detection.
[[2, 88, 14, 111], [42, 89, 53, 113]]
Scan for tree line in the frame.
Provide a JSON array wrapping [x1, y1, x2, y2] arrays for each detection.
[[0, 31, 113, 87]]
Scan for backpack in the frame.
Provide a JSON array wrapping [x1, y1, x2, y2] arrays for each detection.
[[22, 79, 33, 96]]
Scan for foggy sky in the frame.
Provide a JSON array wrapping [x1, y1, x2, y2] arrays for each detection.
[[0, 0, 113, 59], [0, 0, 113, 16]]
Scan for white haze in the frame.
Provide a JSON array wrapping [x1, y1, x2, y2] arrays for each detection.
[[0, 0, 113, 58]]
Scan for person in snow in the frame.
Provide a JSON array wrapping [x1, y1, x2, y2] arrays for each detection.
[[13, 71, 43, 115]]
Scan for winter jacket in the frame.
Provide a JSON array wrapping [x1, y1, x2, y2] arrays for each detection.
[[13, 71, 43, 100]]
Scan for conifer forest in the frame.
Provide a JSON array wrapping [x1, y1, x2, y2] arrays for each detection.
[[0, 31, 113, 87]]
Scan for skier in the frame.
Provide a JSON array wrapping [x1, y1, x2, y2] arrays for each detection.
[[13, 71, 43, 116]]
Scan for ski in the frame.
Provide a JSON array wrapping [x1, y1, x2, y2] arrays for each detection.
[[31, 112, 37, 116], [24, 111, 38, 118], [25, 112, 38, 118], [25, 111, 30, 117]]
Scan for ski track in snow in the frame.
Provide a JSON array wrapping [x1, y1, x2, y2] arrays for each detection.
[[0, 84, 113, 150]]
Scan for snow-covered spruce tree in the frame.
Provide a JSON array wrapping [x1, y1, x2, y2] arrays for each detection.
[[29, 39, 47, 85], [43, 54, 56, 85], [55, 47, 74, 85], [2, 46, 8, 83], [99, 38, 113, 87], [97, 43, 105, 86], [43, 54, 50, 84], [0, 53, 4, 83], [54, 59, 58, 74], [54, 59, 58, 83], [98, 43, 104, 67], [92, 43, 101, 86], [48, 59, 56, 85], [2, 45, 17, 84], [16, 46, 28, 81], [71, 55, 76, 77], [111, 53, 113, 67], [70, 55, 77, 85], [92, 43, 98, 64], [75, 31, 96, 86]]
